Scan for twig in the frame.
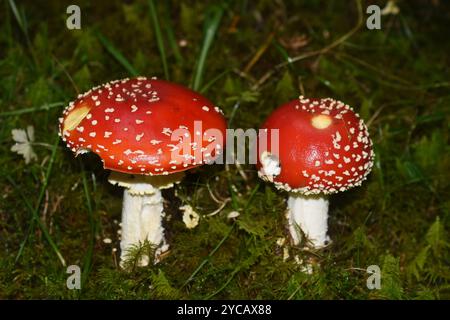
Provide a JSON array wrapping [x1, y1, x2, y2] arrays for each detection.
[[206, 178, 226, 204], [252, 0, 364, 90], [52, 54, 79, 94], [234, 159, 249, 182], [41, 189, 49, 230], [206, 198, 231, 217], [243, 31, 275, 74], [366, 105, 386, 128]]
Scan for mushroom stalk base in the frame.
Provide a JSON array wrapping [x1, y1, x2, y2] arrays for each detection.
[[120, 188, 168, 266], [287, 194, 330, 248], [108, 171, 185, 267]]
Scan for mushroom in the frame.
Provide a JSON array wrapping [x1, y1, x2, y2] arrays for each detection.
[[257, 96, 374, 248], [59, 77, 227, 265]]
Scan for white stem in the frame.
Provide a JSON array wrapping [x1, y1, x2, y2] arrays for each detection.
[[120, 187, 167, 266], [109, 172, 185, 267], [287, 194, 330, 248]]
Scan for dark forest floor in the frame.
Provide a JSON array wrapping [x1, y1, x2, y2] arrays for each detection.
[[0, 0, 449, 299]]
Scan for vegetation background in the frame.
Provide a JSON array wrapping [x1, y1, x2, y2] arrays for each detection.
[[0, 0, 449, 299]]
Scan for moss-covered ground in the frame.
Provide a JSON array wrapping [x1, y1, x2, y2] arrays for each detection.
[[0, 0, 449, 299]]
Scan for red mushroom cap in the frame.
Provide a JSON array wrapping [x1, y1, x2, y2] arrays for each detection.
[[257, 96, 374, 195], [59, 77, 227, 175]]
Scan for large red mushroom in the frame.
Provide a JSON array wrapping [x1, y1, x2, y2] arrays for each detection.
[[258, 96, 374, 248], [59, 77, 227, 265]]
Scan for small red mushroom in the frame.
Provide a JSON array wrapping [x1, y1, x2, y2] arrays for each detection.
[[59, 77, 227, 265], [257, 96, 374, 248]]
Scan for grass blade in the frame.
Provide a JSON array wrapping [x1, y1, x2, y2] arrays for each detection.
[[181, 222, 235, 289], [204, 183, 261, 299], [96, 31, 139, 76], [192, 5, 224, 91], [7, 0, 25, 34], [10, 134, 66, 266], [0, 102, 64, 117], [148, 0, 169, 79], [163, 3, 183, 65], [205, 265, 241, 299], [80, 160, 97, 290], [7, 0, 37, 66], [199, 69, 230, 94]]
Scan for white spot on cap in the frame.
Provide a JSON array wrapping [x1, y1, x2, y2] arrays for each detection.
[[311, 115, 332, 129], [167, 144, 179, 151], [162, 128, 172, 136], [136, 133, 144, 141]]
